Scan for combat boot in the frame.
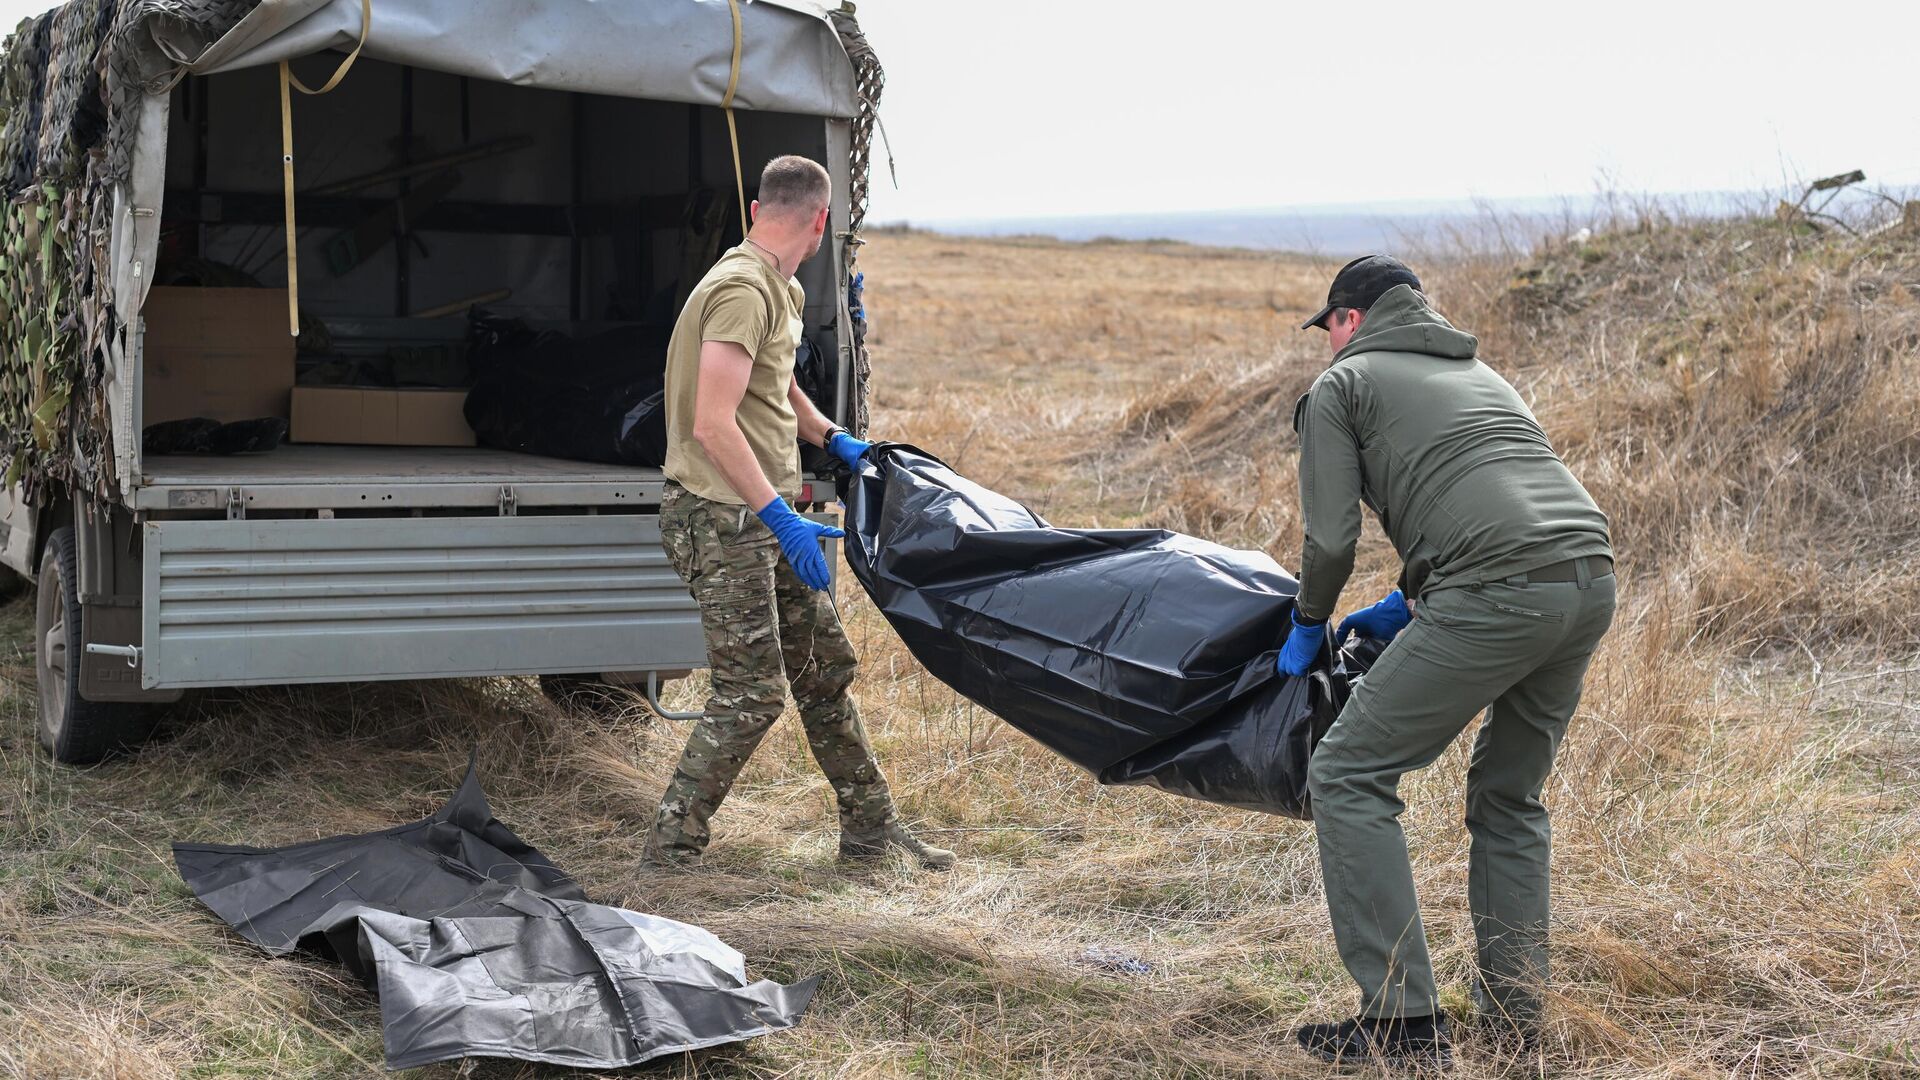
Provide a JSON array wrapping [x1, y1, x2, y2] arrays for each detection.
[[1296, 1013, 1452, 1071], [839, 820, 956, 870], [643, 783, 716, 869], [641, 827, 706, 869]]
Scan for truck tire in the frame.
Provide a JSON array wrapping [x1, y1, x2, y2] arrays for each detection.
[[36, 527, 159, 764], [539, 673, 623, 715]]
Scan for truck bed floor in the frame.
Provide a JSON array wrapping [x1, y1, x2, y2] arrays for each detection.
[[143, 445, 666, 486]]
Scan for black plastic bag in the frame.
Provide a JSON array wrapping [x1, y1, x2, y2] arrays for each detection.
[[1103, 639, 1384, 815], [463, 314, 671, 465], [793, 335, 834, 479], [143, 417, 288, 456], [842, 444, 1375, 818], [174, 763, 817, 1070]]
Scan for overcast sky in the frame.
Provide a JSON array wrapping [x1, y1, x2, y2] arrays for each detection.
[[851, 0, 1920, 223], [5, 0, 1910, 223]]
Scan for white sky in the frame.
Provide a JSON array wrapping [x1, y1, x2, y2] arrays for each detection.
[[851, 0, 1920, 222], [6, 0, 1911, 222]]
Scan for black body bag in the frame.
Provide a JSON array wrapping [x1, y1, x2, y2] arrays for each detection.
[[840, 444, 1377, 818], [463, 314, 670, 466]]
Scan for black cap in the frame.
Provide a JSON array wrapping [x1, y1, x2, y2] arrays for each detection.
[[1300, 254, 1422, 331]]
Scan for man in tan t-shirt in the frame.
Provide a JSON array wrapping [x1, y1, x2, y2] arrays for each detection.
[[647, 155, 954, 870]]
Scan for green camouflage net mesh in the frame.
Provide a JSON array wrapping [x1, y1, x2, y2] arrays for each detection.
[[0, 0, 256, 501], [828, 5, 882, 438]]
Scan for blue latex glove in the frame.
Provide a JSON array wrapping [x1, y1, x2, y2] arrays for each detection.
[[756, 495, 845, 591], [1276, 611, 1328, 677], [1337, 590, 1412, 645], [827, 431, 873, 469]]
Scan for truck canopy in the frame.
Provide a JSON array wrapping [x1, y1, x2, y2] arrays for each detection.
[[131, 0, 860, 118], [0, 0, 879, 503]]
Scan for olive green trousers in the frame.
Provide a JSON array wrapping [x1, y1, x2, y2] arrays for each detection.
[[1308, 571, 1616, 1026]]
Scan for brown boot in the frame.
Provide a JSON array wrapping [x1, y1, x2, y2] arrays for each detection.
[[839, 820, 956, 871]]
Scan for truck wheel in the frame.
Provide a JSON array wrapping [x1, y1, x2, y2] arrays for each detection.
[[36, 527, 159, 764], [539, 673, 628, 717], [0, 566, 25, 601]]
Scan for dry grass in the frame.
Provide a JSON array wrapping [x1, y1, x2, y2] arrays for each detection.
[[2, 222, 1917, 1078]]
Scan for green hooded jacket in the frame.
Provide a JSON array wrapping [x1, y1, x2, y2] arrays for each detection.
[[1292, 284, 1612, 621]]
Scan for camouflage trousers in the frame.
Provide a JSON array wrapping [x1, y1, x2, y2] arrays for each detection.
[[648, 482, 898, 859]]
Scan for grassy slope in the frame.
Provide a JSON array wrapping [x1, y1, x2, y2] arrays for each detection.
[[1, 226, 1916, 1079]]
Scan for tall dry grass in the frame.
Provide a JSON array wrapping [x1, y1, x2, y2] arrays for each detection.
[[1105, 216, 1920, 655], [1, 220, 1915, 1078]]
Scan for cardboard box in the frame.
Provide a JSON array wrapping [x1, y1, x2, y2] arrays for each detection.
[[291, 386, 476, 447], [142, 287, 295, 425]]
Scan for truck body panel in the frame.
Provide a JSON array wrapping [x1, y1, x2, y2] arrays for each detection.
[[140, 514, 710, 688]]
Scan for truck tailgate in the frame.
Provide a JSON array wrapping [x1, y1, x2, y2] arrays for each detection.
[[140, 515, 705, 688]]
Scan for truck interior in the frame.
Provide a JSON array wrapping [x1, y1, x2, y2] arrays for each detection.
[[143, 54, 844, 508]]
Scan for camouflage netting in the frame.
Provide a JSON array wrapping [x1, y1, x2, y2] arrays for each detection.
[[828, 4, 881, 439], [0, 0, 257, 501]]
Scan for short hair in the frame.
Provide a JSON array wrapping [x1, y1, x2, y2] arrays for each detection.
[[757, 155, 831, 217]]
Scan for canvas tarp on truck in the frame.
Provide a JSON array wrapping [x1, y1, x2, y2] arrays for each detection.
[[841, 444, 1377, 819], [174, 762, 818, 1070]]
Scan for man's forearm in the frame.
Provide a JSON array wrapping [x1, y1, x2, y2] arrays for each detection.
[[1296, 377, 1364, 622], [693, 420, 781, 508], [1294, 544, 1354, 623]]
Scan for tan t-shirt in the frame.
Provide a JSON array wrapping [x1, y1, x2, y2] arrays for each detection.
[[662, 246, 807, 505]]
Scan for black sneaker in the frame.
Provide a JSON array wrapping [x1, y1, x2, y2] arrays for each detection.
[[1296, 1013, 1453, 1070]]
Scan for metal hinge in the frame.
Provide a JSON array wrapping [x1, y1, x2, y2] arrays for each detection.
[[498, 486, 517, 516], [227, 487, 246, 519]]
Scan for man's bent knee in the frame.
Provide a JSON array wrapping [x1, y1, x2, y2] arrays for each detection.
[[708, 676, 788, 718], [792, 661, 856, 713]]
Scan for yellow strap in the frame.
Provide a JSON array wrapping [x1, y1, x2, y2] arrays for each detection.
[[287, 0, 372, 96], [722, 0, 747, 236], [278, 61, 299, 336], [277, 0, 372, 337]]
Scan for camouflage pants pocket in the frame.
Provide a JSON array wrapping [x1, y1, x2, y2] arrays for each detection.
[[659, 485, 697, 583]]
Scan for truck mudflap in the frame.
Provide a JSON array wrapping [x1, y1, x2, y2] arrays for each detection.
[[140, 515, 707, 689]]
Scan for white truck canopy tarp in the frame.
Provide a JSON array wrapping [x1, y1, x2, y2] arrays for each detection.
[[148, 0, 860, 118]]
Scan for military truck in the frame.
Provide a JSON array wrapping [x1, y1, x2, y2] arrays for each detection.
[[0, 0, 883, 762]]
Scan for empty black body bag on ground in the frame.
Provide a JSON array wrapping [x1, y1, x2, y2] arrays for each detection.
[[174, 763, 816, 1070], [464, 314, 670, 465], [841, 444, 1374, 818]]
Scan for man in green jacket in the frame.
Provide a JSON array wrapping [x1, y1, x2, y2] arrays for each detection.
[[1277, 256, 1614, 1067]]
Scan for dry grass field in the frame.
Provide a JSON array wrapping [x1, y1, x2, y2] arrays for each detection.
[[2, 219, 1917, 1079]]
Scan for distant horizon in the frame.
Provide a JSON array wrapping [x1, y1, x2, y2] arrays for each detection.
[[872, 183, 1914, 258], [877, 179, 1917, 231]]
